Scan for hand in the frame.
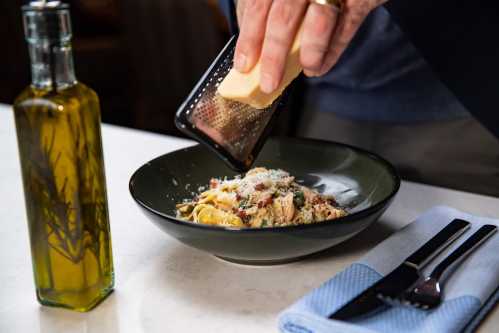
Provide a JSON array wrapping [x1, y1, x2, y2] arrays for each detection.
[[234, 0, 387, 93]]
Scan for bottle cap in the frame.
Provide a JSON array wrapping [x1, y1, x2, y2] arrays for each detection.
[[22, 1, 72, 43]]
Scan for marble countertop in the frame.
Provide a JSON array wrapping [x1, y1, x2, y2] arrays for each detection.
[[0, 104, 497, 332]]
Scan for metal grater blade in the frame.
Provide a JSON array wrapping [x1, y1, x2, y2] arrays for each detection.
[[175, 35, 292, 171]]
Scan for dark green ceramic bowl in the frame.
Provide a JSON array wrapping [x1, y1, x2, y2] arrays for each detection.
[[129, 137, 400, 264]]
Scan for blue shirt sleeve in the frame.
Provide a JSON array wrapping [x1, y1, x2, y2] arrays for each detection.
[[218, 0, 238, 35]]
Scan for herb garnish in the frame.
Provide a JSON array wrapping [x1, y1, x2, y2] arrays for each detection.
[[239, 198, 250, 209], [293, 191, 305, 208]]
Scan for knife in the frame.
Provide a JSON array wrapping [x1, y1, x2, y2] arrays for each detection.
[[329, 218, 471, 321]]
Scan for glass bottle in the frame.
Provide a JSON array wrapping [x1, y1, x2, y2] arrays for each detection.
[[13, 1, 114, 312]]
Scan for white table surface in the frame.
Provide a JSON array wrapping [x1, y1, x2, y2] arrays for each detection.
[[0, 103, 497, 333]]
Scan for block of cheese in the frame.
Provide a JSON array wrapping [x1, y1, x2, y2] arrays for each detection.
[[217, 30, 302, 109]]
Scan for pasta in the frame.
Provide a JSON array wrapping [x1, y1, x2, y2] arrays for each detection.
[[176, 167, 347, 228]]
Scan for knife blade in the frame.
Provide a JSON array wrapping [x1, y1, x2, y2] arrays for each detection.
[[329, 218, 471, 321]]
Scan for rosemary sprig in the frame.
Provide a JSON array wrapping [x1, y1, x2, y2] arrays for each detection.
[[18, 99, 109, 265]]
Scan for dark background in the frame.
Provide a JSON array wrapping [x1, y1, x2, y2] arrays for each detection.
[[3, 1, 498, 139], [3, 1, 499, 191], [1, 0, 230, 136], [386, 0, 499, 140]]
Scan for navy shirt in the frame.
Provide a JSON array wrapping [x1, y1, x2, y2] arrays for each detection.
[[219, 2, 469, 123]]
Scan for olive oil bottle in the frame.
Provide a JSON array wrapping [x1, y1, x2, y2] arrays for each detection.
[[13, 1, 114, 311]]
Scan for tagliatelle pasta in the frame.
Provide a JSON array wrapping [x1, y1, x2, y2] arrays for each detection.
[[176, 167, 347, 228]]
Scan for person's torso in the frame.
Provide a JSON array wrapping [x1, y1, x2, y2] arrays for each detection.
[[304, 7, 469, 122]]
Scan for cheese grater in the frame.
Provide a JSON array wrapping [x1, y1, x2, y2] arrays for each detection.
[[175, 36, 293, 171]]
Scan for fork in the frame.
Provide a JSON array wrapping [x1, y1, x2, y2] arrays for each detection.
[[397, 224, 497, 310]]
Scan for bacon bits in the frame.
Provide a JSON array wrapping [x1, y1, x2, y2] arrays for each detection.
[[257, 196, 273, 208], [236, 210, 247, 220], [312, 197, 325, 205], [254, 183, 266, 191]]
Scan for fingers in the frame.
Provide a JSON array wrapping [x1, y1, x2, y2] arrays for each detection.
[[260, 0, 308, 93], [300, 3, 338, 77], [318, 1, 370, 75], [236, 0, 246, 25], [234, 0, 273, 73], [236, 0, 381, 85]]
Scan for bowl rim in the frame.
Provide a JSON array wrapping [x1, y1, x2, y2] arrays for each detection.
[[129, 137, 401, 233]]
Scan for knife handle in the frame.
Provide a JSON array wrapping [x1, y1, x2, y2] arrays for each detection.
[[430, 224, 497, 281], [405, 219, 470, 268]]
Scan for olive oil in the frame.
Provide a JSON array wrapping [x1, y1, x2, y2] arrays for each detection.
[[13, 2, 114, 311]]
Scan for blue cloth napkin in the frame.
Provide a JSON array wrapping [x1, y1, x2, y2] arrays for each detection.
[[278, 206, 499, 333]]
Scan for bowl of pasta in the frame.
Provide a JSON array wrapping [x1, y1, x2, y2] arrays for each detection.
[[129, 137, 400, 264]]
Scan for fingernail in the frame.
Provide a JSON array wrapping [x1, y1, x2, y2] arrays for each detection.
[[261, 73, 277, 94], [235, 53, 247, 71], [304, 70, 320, 77]]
